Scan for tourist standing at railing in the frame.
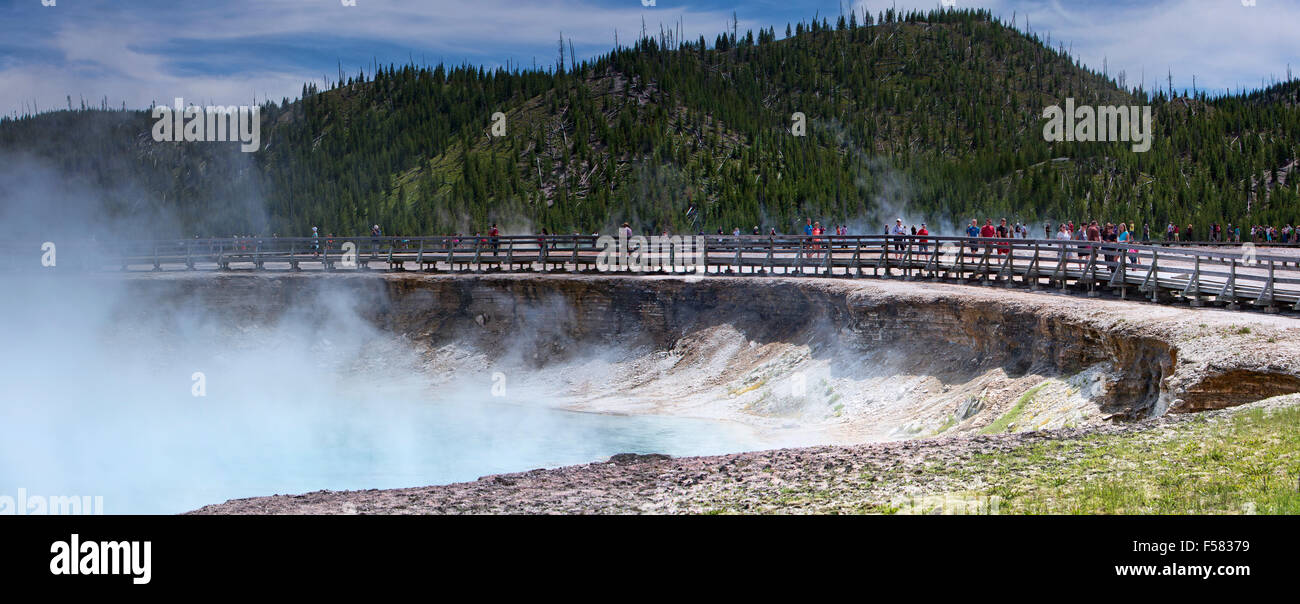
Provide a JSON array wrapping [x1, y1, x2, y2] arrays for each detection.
[[1118, 223, 1139, 266], [1103, 223, 1118, 265], [979, 219, 996, 256], [966, 220, 980, 252], [995, 218, 1010, 255], [1142, 223, 1150, 243], [1086, 222, 1102, 266], [1045, 222, 1052, 239], [1072, 221, 1087, 266], [1055, 223, 1072, 266], [891, 219, 907, 259], [917, 223, 930, 255], [804, 218, 814, 237]]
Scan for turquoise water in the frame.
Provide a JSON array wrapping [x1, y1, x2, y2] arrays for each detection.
[[0, 275, 790, 514], [0, 275, 775, 513], [0, 379, 771, 514]]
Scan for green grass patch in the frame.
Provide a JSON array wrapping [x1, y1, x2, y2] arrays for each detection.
[[933, 414, 958, 436], [980, 383, 1047, 435], [968, 405, 1300, 514]]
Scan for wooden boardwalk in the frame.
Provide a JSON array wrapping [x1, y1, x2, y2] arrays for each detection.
[[16, 234, 1300, 313]]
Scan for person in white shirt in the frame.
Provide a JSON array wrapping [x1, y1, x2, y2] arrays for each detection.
[[891, 218, 907, 259]]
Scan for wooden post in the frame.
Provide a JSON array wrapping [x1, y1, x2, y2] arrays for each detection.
[[1109, 246, 1127, 299], [823, 238, 833, 276], [1183, 255, 1203, 306], [903, 238, 914, 280], [957, 239, 967, 281], [1143, 250, 1159, 302], [1027, 242, 1040, 290], [1219, 258, 1239, 310], [1257, 260, 1277, 313], [1084, 247, 1099, 296]]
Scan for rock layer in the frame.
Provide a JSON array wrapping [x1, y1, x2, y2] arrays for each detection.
[[116, 271, 1300, 422]]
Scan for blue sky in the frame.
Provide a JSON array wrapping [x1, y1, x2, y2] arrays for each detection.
[[1, 0, 1296, 117]]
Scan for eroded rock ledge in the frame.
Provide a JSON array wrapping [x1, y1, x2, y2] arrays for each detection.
[[123, 271, 1300, 421]]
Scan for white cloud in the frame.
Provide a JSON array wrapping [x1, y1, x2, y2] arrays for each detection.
[[1, 0, 751, 115], [2, 0, 1295, 117], [856, 0, 1298, 94]]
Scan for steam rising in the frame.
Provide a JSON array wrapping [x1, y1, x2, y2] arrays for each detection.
[[0, 272, 794, 513]]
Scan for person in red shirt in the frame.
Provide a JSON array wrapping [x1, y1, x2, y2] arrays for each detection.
[[1084, 220, 1101, 264], [978, 219, 996, 256], [917, 223, 930, 255]]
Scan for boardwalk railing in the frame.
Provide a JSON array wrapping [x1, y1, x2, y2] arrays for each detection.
[[9, 234, 1300, 313]]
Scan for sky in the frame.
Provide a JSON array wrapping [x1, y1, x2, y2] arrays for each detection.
[[0, 0, 1296, 117]]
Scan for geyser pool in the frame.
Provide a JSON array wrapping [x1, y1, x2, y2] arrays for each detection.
[[0, 274, 789, 514], [1, 375, 776, 514], [9, 269, 1294, 513]]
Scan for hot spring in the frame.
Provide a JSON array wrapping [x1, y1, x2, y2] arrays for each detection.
[[3, 271, 1296, 513]]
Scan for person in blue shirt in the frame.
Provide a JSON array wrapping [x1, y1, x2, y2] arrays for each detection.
[[804, 218, 814, 237], [1117, 222, 1139, 265]]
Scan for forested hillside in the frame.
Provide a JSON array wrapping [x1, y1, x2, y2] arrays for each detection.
[[1, 7, 1297, 239]]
